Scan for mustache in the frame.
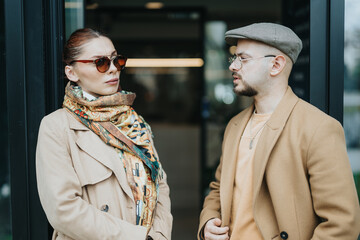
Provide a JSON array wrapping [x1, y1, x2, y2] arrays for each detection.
[[232, 73, 242, 79]]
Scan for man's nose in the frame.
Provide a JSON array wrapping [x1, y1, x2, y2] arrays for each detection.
[[229, 62, 237, 72]]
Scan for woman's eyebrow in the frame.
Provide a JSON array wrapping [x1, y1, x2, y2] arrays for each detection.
[[91, 50, 117, 58]]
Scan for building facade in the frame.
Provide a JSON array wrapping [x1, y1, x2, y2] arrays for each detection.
[[1, 0, 359, 239]]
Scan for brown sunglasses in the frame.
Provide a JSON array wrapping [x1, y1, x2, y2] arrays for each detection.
[[70, 55, 127, 73]]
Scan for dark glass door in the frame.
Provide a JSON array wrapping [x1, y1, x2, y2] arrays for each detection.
[[0, 0, 12, 238], [85, 7, 204, 239]]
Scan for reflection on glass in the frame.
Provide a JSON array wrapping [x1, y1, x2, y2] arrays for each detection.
[[203, 21, 253, 197], [65, 0, 84, 39], [344, 0, 360, 201], [0, 0, 12, 239], [85, 9, 203, 239]]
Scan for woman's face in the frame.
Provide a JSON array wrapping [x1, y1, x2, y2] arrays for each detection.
[[65, 36, 121, 97]]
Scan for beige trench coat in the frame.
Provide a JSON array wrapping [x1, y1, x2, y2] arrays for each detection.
[[198, 87, 360, 240], [36, 109, 172, 240]]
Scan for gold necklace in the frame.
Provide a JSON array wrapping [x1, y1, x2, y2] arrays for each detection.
[[248, 110, 268, 150]]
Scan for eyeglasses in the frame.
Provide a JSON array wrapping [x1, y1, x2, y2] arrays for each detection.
[[70, 55, 127, 73], [228, 55, 276, 69]]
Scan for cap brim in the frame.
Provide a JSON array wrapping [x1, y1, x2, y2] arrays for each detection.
[[225, 35, 247, 46]]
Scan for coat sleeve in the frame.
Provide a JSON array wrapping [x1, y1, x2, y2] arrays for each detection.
[[147, 169, 173, 240], [197, 121, 235, 240], [197, 159, 222, 240], [307, 118, 360, 240], [36, 115, 148, 240]]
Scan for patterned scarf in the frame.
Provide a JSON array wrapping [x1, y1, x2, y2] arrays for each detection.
[[63, 83, 161, 229]]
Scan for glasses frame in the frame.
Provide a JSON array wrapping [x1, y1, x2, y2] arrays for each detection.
[[70, 54, 128, 73], [228, 54, 276, 70]]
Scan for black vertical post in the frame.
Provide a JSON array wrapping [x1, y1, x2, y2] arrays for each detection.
[[23, 1, 49, 239], [5, 0, 30, 238], [284, 0, 345, 123], [0, 0, 11, 236], [309, 0, 329, 113], [44, 0, 66, 112], [5, 0, 64, 239], [282, 0, 311, 102], [328, 0, 344, 124], [309, 0, 345, 122]]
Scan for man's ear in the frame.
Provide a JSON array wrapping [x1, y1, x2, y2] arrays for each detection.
[[269, 55, 286, 77], [65, 65, 79, 83]]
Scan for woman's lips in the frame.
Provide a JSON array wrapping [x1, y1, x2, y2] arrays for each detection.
[[105, 78, 119, 85]]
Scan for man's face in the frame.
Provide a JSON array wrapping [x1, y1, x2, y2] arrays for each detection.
[[229, 39, 273, 97]]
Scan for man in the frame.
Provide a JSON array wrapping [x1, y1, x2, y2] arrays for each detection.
[[198, 22, 360, 240]]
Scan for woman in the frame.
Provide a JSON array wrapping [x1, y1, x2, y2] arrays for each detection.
[[36, 28, 172, 240]]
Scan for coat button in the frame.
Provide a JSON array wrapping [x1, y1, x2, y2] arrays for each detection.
[[100, 204, 109, 212], [280, 231, 288, 239]]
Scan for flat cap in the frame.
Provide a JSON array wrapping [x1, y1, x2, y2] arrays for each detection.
[[225, 22, 303, 63]]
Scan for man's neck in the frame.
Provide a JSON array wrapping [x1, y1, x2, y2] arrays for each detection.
[[253, 85, 288, 114]]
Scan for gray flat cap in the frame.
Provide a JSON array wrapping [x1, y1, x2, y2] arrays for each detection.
[[225, 22, 303, 63]]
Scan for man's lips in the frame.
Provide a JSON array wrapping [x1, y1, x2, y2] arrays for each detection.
[[232, 73, 241, 81], [233, 76, 241, 83]]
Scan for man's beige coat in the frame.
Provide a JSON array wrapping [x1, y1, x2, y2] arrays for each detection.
[[36, 109, 172, 240], [199, 87, 360, 240]]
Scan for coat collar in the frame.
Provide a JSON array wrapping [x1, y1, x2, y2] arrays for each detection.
[[66, 110, 89, 131], [252, 86, 299, 201], [65, 110, 134, 201], [220, 105, 254, 226], [265, 86, 299, 130], [220, 87, 299, 225]]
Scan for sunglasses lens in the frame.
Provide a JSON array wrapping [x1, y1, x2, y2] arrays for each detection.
[[95, 57, 111, 73], [114, 56, 127, 71]]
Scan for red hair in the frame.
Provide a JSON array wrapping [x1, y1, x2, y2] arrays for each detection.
[[63, 28, 107, 65]]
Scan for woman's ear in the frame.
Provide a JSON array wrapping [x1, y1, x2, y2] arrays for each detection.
[[65, 65, 79, 83], [269, 55, 286, 77]]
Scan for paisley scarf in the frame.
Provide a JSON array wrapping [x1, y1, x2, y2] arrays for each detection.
[[63, 83, 161, 229]]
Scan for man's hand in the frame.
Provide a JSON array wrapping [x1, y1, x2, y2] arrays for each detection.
[[204, 218, 229, 240]]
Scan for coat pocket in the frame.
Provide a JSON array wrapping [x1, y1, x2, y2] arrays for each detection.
[[74, 151, 113, 187]]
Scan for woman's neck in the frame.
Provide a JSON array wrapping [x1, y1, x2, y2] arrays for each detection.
[[82, 90, 97, 101]]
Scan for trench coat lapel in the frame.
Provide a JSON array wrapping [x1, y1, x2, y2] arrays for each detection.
[[67, 114, 134, 201], [220, 105, 254, 226], [252, 87, 299, 202]]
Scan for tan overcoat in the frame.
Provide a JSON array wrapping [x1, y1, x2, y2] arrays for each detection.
[[36, 109, 172, 240], [199, 87, 360, 240]]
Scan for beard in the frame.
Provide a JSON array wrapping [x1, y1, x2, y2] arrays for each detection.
[[233, 73, 258, 97]]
